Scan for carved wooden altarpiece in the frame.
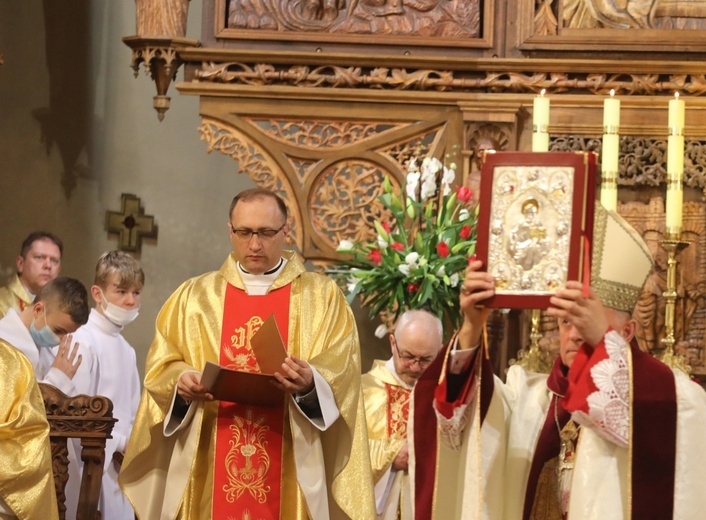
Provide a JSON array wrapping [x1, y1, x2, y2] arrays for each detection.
[[128, 0, 706, 379]]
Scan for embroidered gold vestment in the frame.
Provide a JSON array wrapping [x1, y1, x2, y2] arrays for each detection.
[[120, 252, 375, 520], [0, 340, 58, 520]]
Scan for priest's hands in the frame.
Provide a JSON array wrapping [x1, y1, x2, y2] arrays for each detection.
[[272, 356, 315, 395], [51, 335, 82, 379], [392, 442, 409, 472], [547, 281, 609, 347], [177, 371, 214, 401], [458, 259, 494, 350]]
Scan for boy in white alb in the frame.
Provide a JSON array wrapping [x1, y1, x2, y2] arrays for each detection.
[[69, 251, 143, 520]]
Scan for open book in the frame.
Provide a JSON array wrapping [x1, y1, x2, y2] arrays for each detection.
[[200, 314, 288, 406]]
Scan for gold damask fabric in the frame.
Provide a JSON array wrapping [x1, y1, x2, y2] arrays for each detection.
[[120, 252, 375, 520], [361, 360, 407, 484], [0, 275, 31, 318], [0, 340, 58, 520]]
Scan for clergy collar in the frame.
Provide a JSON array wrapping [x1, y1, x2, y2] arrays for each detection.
[[385, 357, 413, 389], [238, 257, 284, 276], [237, 257, 287, 295]]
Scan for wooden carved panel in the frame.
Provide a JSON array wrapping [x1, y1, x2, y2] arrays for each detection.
[[561, 0, 706, 30], [523, 0, 706, 50], [198, 102, 462, 263], [621, 198, 706, 376], [551, 135, 706, 193], [207, 0, 491, 48]]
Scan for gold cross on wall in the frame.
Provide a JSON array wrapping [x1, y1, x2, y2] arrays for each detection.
[[105, 193, 158, 253]]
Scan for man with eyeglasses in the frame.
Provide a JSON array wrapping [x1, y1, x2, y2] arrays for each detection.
[[120, 188, 375, 520], [361, 309, 443, 520]]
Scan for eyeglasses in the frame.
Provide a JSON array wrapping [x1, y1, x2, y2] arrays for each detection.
[[230, 223, 286, 241], [393, 335, 435, 368]]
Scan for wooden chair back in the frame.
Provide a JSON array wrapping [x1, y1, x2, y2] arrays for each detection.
[[39, 383, 116, 520]]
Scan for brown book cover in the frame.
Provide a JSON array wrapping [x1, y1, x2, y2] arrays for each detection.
[[201, 314, 288, 406]]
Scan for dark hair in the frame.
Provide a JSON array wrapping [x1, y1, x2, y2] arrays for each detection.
[[20, 231, 63, 258], [229, 189, 288, 222], [34, 277, 89, 326]]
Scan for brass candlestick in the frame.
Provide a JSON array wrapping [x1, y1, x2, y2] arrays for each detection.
[[658, 234, 691, 374], [515, 308, 552, 373]]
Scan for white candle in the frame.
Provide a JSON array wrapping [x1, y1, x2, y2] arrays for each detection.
[[601, 90, 620, 211], [665, 93, 685, 235], [532, 89, 549, 152]]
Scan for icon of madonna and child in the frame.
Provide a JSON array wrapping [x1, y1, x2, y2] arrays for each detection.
[[487, 170, 573, 294]]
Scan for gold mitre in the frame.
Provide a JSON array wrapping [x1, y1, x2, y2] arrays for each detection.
[[591, 204, 654, 313]]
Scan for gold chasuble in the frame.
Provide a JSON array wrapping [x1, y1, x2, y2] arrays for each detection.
[[0, 341, 58, 520], [120, 252, 375, 520], [362, 361, 409, 483], [0, 275, 31, 317], [362, 360, 412, 520], [213, 284, 291, 518]]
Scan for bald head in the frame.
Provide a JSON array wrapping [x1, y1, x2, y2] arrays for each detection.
[[391, 310, 443, 385]]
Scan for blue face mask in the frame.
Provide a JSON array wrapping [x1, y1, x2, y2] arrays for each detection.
[[29, 307, 61, 349]]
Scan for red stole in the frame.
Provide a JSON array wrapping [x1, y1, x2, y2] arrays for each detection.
[[386, 383, 411, 439], [564, 337, 677, 519], [212, 283, 291, 519], [412, 340, 494, 520]]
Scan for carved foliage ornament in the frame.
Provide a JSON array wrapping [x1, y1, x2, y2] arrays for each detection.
[[194, 63, 706, 97]]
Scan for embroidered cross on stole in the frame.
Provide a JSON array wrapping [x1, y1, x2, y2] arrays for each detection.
[[212, 284, 291, 520], [385, 384, 411, 439]]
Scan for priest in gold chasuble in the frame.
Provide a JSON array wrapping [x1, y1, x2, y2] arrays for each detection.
[[120, 189, 375, 520], [0, 341, 58, 520], [362, 310, 443, 520]]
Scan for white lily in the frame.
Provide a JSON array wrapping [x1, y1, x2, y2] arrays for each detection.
[[405, 252, 420, 266], [374, 324, 389, 339], [336, 239, 354, 252], [449, 273, 460, 287]]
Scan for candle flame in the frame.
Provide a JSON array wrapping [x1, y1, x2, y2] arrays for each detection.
[[675, 92, 680, 99], [540, 89, 546, 97], [610, 89, 615, 97]]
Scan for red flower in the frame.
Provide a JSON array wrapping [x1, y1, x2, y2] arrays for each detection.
[[368, 249, 382, 265], [381, 222, 391, 233], [436, 242, 450, 258], [459, 224, 472, 239], [390, 242, 405, 251], [408, 283, 420, 293], [457, 186, 473, 203]]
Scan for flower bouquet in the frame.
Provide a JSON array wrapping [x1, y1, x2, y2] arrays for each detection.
[[329, 156, 478, 337]]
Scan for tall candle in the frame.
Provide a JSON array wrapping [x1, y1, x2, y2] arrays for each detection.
[[666, 93, 685, 236], [601, 90, 620, 211], [532, 89, 549, 152]]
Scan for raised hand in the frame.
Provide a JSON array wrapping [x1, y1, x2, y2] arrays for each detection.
[[547, 281, 609, 347], [458, 259, 495, 350], [50, 334, 82, 379]]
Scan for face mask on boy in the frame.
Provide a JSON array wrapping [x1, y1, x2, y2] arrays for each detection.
[[99, 289, 140, 327], [29, 307, 61, 349]]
